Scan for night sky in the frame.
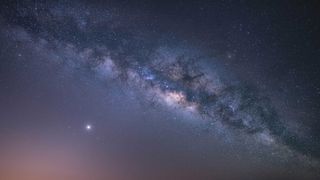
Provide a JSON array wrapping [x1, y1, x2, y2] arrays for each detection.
[[1, 0, 320, 179]]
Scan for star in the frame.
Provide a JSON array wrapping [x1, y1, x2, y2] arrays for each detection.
[[85, 124, 92, 131]]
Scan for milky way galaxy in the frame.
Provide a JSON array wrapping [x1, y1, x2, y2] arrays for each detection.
[[1, 1, 320, 180]]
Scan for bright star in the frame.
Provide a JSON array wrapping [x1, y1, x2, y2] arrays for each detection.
[[86, 124, 92, 131]]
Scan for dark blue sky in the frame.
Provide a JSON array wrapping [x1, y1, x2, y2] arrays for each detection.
[[1, 1, 320, 179]]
